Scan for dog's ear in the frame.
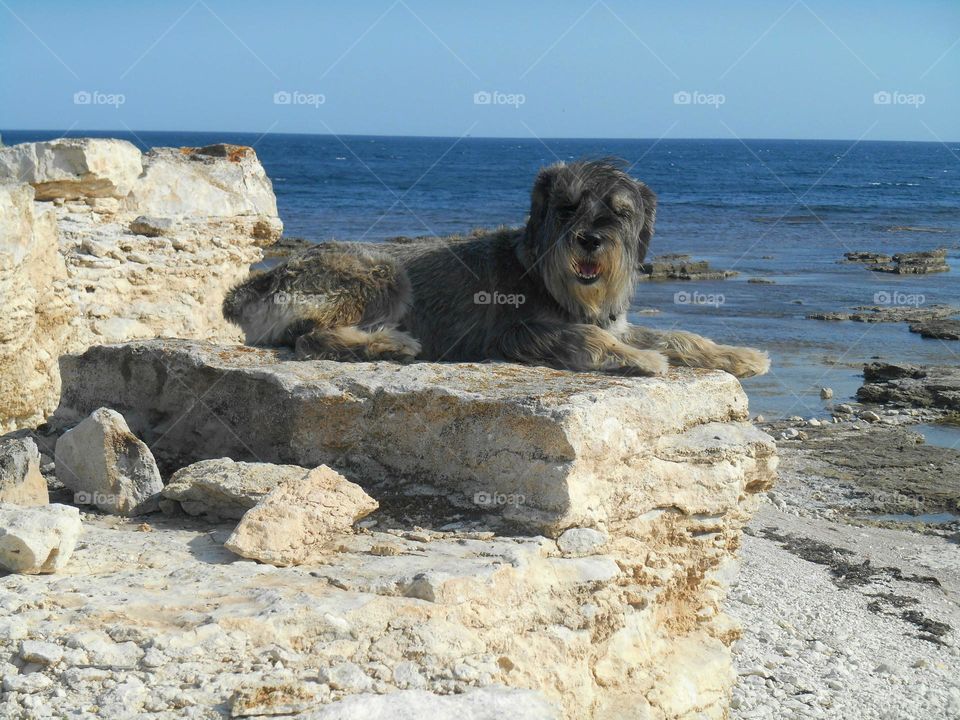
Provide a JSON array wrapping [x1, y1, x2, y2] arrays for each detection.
[[528, 163, 563, 232], [635, 181, 657, 263]]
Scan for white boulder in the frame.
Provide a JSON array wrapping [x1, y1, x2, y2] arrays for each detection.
[[0, 502, 81, 574], [55, 407, 162, 515], [0, 437, 49, 506]]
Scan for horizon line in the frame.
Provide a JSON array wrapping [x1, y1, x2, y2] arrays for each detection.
[[2, 128, 957, 145]]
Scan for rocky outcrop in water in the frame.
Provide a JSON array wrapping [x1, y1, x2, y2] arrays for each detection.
[[638, 253, 738, 281], [858, 362, 960, 411], [842, 248, 950, 274], [0, 138, 282, 431]]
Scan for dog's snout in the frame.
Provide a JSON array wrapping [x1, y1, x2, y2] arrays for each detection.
[[578, 233, 603, 252]]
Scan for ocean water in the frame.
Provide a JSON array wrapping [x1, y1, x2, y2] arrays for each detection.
[[4, 130, 959, 426]]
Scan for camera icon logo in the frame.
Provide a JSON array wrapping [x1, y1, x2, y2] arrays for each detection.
[[473, 91, 492, 105], [274, 90, 292, 105], [73, 90, 92, 105]]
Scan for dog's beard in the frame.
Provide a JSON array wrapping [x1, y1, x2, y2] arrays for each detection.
[[541, 241, 633, 321]]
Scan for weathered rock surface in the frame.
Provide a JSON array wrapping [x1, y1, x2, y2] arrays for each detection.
[[54, 407, 163, 516], [910, 318, 960, 340], [858, 362, 960, 411], [0, 138, 282, 430], [0, 437, 48, 506], [0, 503, 81, 574], [56, 339, 776, 534], [44, 338, 777, 718], [0, 183, 72, 431], [163, 458, 318, 520], [0, 138, 142, 200], [225, 465, 379, 566]]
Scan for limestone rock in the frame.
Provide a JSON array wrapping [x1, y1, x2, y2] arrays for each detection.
[[125, 145, 280, 226], [56, 339, 777, 535], [0, 183, 72, 430], [225, 465, 378, 566], [55, 408, 162, 515], [0, 138, 142, 200], [0, 502, 81, 573], [556, 527, 608, 557], [49, 339, 777, 718], [0, 138, 282, 431], [0, 437, 48, 505], [163, 458, 321, 520], [128, 215, 175, 237]]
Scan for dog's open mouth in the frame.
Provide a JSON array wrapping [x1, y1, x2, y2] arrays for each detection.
[[574, 260, 602, 284]]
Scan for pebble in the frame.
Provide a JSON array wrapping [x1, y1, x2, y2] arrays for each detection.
[[859, 410, 881, 423], [20, 640, 63, 665], [781, 428, 800, 440], [820, 387, 834, 399]]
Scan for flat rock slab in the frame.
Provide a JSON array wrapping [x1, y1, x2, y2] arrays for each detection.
[[858, 362, 960, 411], [55, 339, 775, 535]]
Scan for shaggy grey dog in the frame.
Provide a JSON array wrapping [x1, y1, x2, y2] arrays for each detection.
[[223, 160, 769, 377]]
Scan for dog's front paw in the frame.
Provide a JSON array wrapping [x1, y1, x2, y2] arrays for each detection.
[[602, 348, 669, 377], [719, 346, 771, 378]]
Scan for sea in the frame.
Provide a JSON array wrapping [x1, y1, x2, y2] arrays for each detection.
[[4, 130, 959, 433]]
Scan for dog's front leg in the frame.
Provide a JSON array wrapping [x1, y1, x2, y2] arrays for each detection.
[[621, 324, 770, 378], [497, 321, 668, 376]]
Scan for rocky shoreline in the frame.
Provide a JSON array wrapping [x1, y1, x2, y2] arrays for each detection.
[[1, 137, 958, 719]]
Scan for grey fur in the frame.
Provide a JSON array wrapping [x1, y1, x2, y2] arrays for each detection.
[[224, 160, 770, 377]]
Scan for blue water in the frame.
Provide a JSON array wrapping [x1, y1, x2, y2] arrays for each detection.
[[4, 130, 959, 421]]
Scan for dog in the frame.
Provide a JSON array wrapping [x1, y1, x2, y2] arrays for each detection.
[[223, 159, 770, 378]]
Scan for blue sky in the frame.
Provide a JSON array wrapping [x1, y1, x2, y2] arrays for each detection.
[[1, 0, 957, 141]]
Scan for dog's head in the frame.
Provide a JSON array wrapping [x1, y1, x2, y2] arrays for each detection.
[[520, 159, 656, 321]]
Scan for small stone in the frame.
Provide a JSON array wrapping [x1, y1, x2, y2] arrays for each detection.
[[129, 215, 175, 237], [788, 416, 804, 423], [807, 418, 822, 427], [753, 415, 765, 423], [820, 387, 834, 399], [319, 662, 372, 692], [0, 438, 49, 506], [859, 410, 882, 423], [2, 672, 53, 694], [392, 661, 427, 690], [781, 428, 800, 440], [224, 465, 378, 567], [836, 404, 854, 414], [0, 503, 82, 574], [54, 407, 163, 516], [556, 527, 608, 556], [20, 641, 63, 666]]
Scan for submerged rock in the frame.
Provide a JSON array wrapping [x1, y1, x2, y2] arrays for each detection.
[[0, 502, 81, 573], [54, 407, 163, 515], [843, 247, 950, 274], [224, 465, 379, 567], [638, 253, 738, 281]]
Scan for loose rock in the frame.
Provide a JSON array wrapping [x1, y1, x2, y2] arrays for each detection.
[[0, 502, 81, 574], [224, 465, 378, 566], [54, 407, 162, 515], [0, 437, 48, 506]]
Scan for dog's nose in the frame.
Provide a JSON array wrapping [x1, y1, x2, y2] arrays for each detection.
[[578, 234, 603, 252]]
